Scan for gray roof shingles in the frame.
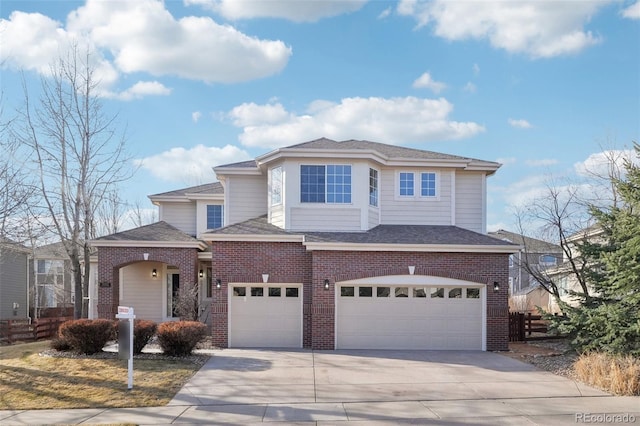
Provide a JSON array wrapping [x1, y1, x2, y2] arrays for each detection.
[[208, 216, 516, 247], [95, 221, 200, 243], [150, 182, 223, 198]]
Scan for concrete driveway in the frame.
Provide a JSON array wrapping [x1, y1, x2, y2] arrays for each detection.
[[2, 349, 639, 425]]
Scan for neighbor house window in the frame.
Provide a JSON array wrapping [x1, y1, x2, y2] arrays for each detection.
[[207, 205, 223, 229], [399, 172, 414, 196], [271, 166, 283, 206], [300, 164, 351, 204], [421, 172, 436, 197], [539, 254, 557, 266], [369, 168, 378, 207]]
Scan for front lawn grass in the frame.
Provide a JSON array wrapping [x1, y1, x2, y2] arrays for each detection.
[[0, 341, 204, 410]]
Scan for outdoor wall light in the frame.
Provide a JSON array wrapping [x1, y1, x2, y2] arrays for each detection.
[[216, 279, 222, 289], [151, 269, 158, 278], [324, 279, 330, 290], [262, 273, 269, 283], [493, 281, 500, 292], [199, 269, 204, 278]]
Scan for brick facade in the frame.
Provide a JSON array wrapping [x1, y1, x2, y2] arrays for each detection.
[[96, 246, 199, 320], [210, 241, 510, 351]]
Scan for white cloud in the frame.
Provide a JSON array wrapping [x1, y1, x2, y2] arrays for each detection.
[[378, 7, 392, 19], [574, 149, 637, 177], [463, 82, 477, 93], [496, 157, 517, 166], [185, 0, 367, 22], [526, 159, 559, 167], [472, 63, 480, 75], [508, 118, 533, 129], [227, 96, 485, 149], [105, 81, 172, 101], [192, 111, 202, 123], [0, 0, 292, 97], [412, 72, 447, 93], [622, 1, 640, 19], [397, 0, 608, 58], [134, 144, 252, 183]]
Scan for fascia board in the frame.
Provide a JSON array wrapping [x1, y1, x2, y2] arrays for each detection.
[[213, 167, 262, 176], [302, 242, 521, 253], [89, 240, 208, 250], [200, 233, 304, 243]]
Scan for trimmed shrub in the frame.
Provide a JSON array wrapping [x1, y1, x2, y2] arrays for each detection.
[[50, 337, 71, 352], [157, 321, 206, 357], [133, 319, 157, 355], [59, 319, 115, 354]]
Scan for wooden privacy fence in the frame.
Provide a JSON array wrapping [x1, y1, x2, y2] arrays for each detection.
[[509, 312, 565, 342], [0, 317, 73, 344]]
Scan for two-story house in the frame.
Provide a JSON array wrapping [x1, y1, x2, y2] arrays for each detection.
[[92, 138, 518, 351]]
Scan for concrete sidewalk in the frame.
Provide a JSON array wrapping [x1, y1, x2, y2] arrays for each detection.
[[1, 349, 639, 425]]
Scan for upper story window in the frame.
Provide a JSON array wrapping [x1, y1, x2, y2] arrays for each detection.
[[509, 254, 514, 268], [207, 205, 224, 229], [421, 172, 436, 197], [398, 171, 438, 198], [300, 164, 351, 204], [369, 168, 378, 207], [399, 172, 414, 196], [271, 166, 283, 206]]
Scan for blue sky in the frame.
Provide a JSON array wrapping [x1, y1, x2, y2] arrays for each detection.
[[1, 0, 639, 232]]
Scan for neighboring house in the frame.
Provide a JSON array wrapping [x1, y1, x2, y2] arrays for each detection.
[[92, 138, 519, 351], [508, 285, 555, 314], [0, 239, 30, 319], [547, 225, 604, 312], [488, 230, 563, 295], [31, 242, 74, 318]]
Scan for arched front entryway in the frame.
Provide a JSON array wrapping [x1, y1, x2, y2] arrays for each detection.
[[334, 275, 486, 350]]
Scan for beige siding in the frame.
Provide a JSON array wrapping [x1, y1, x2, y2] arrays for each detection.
[[290, 207, 361, 231], [160, 202, 196, 235], [379, 168, 452, 225], [368, 206, 380, 229], [120, 262, 164, 323], [455, 172, 484, 233], [227, 175, 268, 225], [270, 204, 284, 228]]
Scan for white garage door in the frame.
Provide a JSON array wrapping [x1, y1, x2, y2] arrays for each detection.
[[228, 284, 302, 348], [336, 284, 483, 350]]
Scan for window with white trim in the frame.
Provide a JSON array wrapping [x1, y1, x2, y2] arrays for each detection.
[[300, 164, 351, 204], [271, 166, 283, 206], [369, 168, 378, 207], [397, 171, 438, 198], [207, 205, 224, 229]]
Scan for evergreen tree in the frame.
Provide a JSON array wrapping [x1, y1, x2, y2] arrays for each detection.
[[552, 143, 640, 355]]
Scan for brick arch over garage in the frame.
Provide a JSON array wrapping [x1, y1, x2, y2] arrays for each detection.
[[96, 246, 199, 320]]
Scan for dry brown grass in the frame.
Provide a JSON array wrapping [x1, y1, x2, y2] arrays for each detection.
[[0, 340, 205, 410], [573, 352, 640, 395]]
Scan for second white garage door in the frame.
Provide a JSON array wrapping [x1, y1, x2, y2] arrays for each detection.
[[336, 283, 484, 350], [228, 284, 303, 348]]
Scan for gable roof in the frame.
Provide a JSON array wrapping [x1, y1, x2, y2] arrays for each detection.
[[34, 241, 70, 259], [488, 229, 561, 253], [91, 221, 207, 250], [149, 182, 223, 198], [202, 216, 519, 253]]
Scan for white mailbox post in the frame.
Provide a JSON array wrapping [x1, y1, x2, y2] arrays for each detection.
[[116, 306, 135, 390]]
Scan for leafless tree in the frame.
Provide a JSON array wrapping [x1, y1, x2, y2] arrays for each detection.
[[128, 198, 159, 229], [513, 145, 634, 312], [12, 46, 133, 319]]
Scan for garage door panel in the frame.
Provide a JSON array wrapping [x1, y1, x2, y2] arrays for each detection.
[[337, 284, 484, 350], [229, 285, 302, 348]]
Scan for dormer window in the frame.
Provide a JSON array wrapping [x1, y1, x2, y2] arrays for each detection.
[[300, 165, 351, 204]]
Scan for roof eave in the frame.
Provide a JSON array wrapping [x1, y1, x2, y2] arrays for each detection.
[[302, 242, 521, 253], [90, 240, 208, 250]]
